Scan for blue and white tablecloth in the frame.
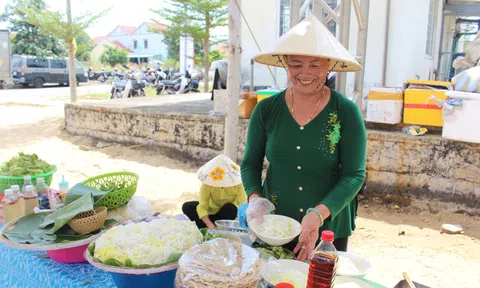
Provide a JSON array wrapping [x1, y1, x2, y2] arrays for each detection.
[[0, 243, 116, 288]]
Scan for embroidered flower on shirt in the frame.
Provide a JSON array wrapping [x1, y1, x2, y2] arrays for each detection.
[[326, 112, 341, 154], [209, 167, 225, 181]]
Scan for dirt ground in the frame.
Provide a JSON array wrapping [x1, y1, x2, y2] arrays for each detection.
[[0, 98, 479, 288]]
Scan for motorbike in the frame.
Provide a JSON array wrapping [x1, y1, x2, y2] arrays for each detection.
[[157, 70, 200, 95], [110, 72, 146, 99]]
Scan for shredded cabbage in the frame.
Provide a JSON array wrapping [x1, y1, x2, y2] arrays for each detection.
[[252, 217, 295, 238], [269, 269, 307, 288], [94, 218, 202, 266]]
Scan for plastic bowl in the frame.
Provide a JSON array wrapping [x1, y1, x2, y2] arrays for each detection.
[[262, 259, 309, 288], [47, 244, 89, 263], [250, 215, 301, 246], [336, 251, 372, 277]]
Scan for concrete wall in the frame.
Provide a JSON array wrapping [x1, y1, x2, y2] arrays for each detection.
[[65, 103, 480, 207]]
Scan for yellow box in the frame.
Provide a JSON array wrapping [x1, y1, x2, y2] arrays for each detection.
[[257, 89, 281, 102], [403, 80, 452, 127]]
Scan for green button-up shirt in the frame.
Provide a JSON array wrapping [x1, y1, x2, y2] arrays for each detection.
[[241, 89, 366, 239]]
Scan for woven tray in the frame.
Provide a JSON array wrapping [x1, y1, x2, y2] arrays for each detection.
[[68, 207, 107, 235], [0, 215, 102, 251]]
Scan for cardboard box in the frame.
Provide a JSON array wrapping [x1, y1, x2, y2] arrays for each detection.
[[239, 92, 257, 119], [257, 89, 281, 102], [366, 87, 404, 124], [403, 80, 452, 127], [213, 90, 227, 115]]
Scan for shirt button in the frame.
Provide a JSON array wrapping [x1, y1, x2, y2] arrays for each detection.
[[299, 187, 303, 191], [300, 126, 305, 130], [297, 166, 302, 170], [296, 146, 301, 150]]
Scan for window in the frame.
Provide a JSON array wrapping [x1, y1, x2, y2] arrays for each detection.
[[144, 39, 148, 49], [50, 59, 67, 69], [12, 56, 23, 68], [26, 58, 48, 68], [134, 40, 138, 49], [426, 0, 436, 56], [74, 60, 83, 69], [280, 0, 291, 36]]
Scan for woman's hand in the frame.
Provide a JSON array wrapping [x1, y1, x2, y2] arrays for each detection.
[[246, 197, 275, 226], [206, 222, 216, 230], [294, 211, 323, 261]]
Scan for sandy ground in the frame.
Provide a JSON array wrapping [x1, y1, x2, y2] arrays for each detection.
[[0, 91, 479, 288]]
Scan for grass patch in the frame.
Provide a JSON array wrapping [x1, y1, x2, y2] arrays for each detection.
[[79, 92, 110, 100]]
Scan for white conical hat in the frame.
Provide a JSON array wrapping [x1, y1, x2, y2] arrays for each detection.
[[196, 154, 242, 187], [254, 15, 362, 72]]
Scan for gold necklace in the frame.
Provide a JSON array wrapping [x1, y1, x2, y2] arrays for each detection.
[[289, 85, 327, 126]]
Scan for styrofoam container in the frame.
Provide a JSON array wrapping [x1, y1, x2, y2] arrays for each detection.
[[366, 87, 404, 124], [250, 215, 301, 246], [336, 251, 372, 277], [442, 91, 480, 143]]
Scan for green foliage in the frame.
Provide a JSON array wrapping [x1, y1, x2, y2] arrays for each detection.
[[0, 0, 67, 57], [75, 30, 94, 61], [0, 152, 55, 176], [194, 49, 226, 67], [99, 46, 129, 67]]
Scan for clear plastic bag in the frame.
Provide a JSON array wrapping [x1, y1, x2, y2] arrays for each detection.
[[106, 196, 153, 223], [174, 238, 262, 288]]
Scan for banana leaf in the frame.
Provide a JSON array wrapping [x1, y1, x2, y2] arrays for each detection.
[[64, 183, 108, 206]]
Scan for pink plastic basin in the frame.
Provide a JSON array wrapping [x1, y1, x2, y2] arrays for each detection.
[[47, 244, 89, 263]]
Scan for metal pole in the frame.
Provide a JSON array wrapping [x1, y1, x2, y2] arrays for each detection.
[[250, 58, 254, 92], [337, 0, 351, 96], [224, 0, 241, 161], [382, 0, 391, 86], [354, 0, 369, 114], [290, 0, 301, 27], [312, 0, 324, 21], [66, 0, 76, 102], [316, 0, 340, 24]]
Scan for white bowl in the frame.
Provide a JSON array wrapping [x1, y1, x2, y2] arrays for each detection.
[[250, 214, 301, 246], [336, 251, 372, 277], [263, 259, 308, 287], [335, 276, 373, 288]]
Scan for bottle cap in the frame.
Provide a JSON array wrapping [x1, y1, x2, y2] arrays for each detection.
[[321, 230, 335, 242], [24, 175, 31, 181], [36, 178, 45, 184], [58, 175, 69, 189], [25, 185, 34, 192], [11, 185, 20, 191], [4, 189, 13, 196], [275, 283, 295, 288]]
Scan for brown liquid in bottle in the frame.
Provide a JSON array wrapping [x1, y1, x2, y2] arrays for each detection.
[[307, 251, 337, 288], [24, 196, 38, 215]]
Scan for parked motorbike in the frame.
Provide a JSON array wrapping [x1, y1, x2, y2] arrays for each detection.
[[110, 72, 146, 99]]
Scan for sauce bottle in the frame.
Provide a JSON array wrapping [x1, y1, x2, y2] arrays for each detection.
[[23, 185, 38, 215], [2, 188, 23, 224], [306, 230, 337, 288], [11, 185, 25, 216], [22, 175, 33, 194]]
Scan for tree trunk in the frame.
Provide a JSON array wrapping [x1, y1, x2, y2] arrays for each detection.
[[67, 39, 77, 102], [203, 25, 210, 93], [66, 0, 76, 102]]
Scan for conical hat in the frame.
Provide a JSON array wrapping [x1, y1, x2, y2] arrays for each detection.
[[196, 154, 242, 187], [254, 15, 362, 72]]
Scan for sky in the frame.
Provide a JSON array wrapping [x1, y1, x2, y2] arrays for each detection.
[[0, 0, 226, 38]]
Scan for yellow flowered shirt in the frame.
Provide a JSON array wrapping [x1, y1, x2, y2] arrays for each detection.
[[196, 183, 247, 219]]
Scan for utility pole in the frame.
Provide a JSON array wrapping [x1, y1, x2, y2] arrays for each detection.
[[224, 0, 241, 161], [66, 0, 77, 102]]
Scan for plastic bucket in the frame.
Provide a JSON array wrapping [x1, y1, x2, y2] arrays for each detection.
[[47, 244, 89, 263], [110, 269, 177, 288]]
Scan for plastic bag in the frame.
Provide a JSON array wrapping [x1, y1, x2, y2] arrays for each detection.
[[174, 238, 262, 288], [106, 196, 152, 223], [452, 66, 480, 93]]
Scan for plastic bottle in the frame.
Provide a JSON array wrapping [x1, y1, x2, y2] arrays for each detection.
[[2, 188, 23, 224], [23, 185, 38, 215], [22, 175, 33, 194], [58, 175, 69, 199], [11, 185, 25, 216], [306, 230, 338, 288], [35, 178, 50, 209]]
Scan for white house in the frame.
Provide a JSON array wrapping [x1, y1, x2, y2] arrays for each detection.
[[239, 0, 480, 99], [91, 22, 169, 64]]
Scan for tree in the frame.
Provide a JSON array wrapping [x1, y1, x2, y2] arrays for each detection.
[[151, 0, 228, 92], [161, 31, 180, 63], [194, 49, 226, 68], [19, 1, 110, 102], [75, 30, 94, 61], [0, 0, 67, 57], [99, 46, 129, 67]]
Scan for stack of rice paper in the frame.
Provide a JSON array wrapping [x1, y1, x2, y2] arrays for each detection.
[[175, 238, 261, 288]]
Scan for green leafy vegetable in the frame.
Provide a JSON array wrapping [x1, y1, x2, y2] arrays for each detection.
[[0, 152, 55, 176], [64, 183, 108, 207], [256, 245, 295, 260]]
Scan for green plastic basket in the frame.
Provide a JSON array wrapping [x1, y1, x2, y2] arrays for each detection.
[[81, 172, 139, 209], [0, 166, 57, 193]]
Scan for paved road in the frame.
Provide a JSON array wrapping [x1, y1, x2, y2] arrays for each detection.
[[0, 82, 110, 105]]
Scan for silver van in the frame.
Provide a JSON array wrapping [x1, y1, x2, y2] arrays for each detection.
[[12, 55, 88, 88]]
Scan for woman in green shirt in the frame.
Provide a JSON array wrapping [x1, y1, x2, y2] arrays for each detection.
[[241, 16, 366, 261]]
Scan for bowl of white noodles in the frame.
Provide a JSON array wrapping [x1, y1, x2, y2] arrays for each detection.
[[250, 215, 301, 246]]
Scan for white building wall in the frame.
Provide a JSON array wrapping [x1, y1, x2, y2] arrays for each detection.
[[131, 24, 169, 60]]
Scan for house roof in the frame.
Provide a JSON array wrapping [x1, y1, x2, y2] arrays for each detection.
[[144, 22, 166, 31], [108, 25, 137, 36], [93, 36, 107, 44], [99, 39, 133, 52]]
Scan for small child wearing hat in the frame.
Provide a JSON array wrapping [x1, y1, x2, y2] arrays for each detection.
[[182, 154, 247, 229]]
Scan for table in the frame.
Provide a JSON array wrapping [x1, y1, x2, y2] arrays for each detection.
[[0, 243, 115, 288]]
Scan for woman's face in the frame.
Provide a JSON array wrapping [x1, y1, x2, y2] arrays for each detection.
[[285, 55, 329, 95]]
